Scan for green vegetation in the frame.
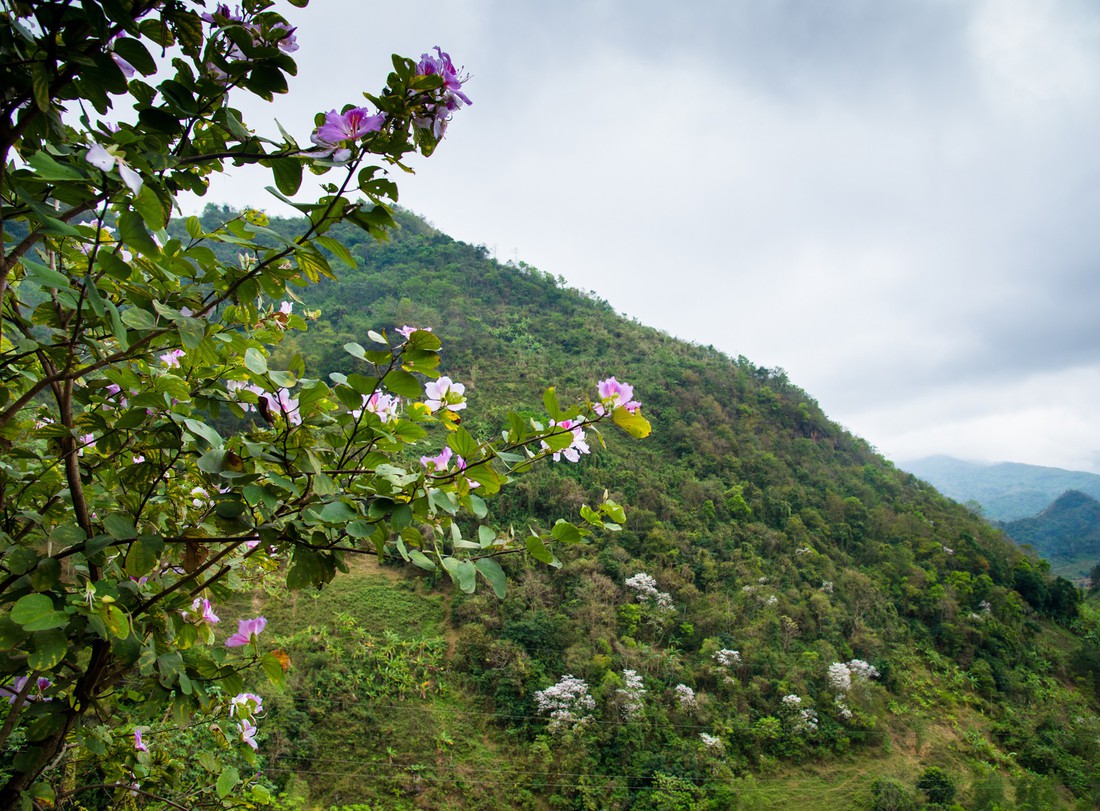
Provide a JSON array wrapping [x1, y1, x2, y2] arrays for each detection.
[[237, 209, 1100, 809], [1000, 491, 1100, 581]]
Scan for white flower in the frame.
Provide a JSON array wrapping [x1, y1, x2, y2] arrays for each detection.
[[699, 732, 723, 749], [781, 694, 802, 707], [674, 683, 697, 709], [423, 376, 466, 413], [85, 143, 143, 193], [713, 649, 741, 667], [535, 675, 595, 732], [616, 669, 646, 720], [625, 572, 674, 610]]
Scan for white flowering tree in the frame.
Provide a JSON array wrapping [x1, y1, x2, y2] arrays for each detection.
[[534, 675, 597, 733], [0, 1, 650, 807]]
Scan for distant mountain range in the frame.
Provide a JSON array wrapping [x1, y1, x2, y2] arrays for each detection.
[[999, 490, 1100, 578], [900, 455, 1100, 521]]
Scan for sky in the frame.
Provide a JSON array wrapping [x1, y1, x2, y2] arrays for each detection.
[[197, 0, 1100, 473]]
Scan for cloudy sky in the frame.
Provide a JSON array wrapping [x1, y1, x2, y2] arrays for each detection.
[[200, 0, 1100, 473]]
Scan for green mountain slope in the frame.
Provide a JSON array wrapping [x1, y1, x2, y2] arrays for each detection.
[[1000, 491, 1100, 581], [903, 455, 1100, 522], [217, 209, 1100, 810]]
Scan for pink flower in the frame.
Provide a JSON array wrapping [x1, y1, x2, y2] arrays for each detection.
[[226, 616, 266, 648], [188, 597, 220, 625], [595, 377, 641, 414], [310, 108, 386, 161], [238, 719, 259, 750], [353, 392, 399, 423], [279, 301, 293, 315], [78, 433, 96, 456], [159, 349, 185, 368], [1, 675, 51, 704], [229, 692, 263, 719], [542, 419, 591, 463], [133, 728, 148, 752], [413, 47, 472, 138], [395, 325, 431, 340], [423, 377, 466, 413], [420, 446, 455, 471]]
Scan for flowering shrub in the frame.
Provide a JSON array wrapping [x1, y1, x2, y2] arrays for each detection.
[[0, 2, 650, 807], [535, 675, 597, 732], [675, 684, 698, 709], [617, 670, 647, 720], [714, 649, 742, 667], [625, 572, 674, 609]]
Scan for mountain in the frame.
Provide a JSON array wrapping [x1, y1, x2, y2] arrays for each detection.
[[901, 455, 1100, 521], [206, 209, 1100, 809], [1000, 491, 1100, 581]]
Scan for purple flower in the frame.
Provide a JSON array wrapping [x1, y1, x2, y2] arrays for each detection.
[[110, 35, 136, 79], [159, 349, 185, 367], [133, 728, 148, 752], [190, 597, 220, 625], [595, 377, 641, 414], [420, 446, 455, 471], [1, 675, 52, 705], [542, 418, 591, 463], [416, 47, 472, 107], [226, 616, 266, 647], [395, 324, 431, 340], [268, 22, 298, 53], [353, 392, 399, 423], [229, 692, 264, 719], [238, 719, 259, 750], [423, 376, 466, 413], [311, 108, 386, 154], [413, 47, 472, 138]]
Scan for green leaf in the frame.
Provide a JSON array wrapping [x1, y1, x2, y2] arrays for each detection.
[[261, 652, 287, 688], [11, 595, 67, 631], [525, 535, 555, 566], [103, 513, 137, 540], [134, 185, 167, 230], [612, 406, 652, 438], [216, 766, 240, 799], [408, 549, 436, 571], [120, 306, 156, 330], [318, 501, 358, 523], [382, 369, 422, 398], [446, 426, 480, 460], [244, 347, 268, 374], [113, 36, 157, 75], [551, 520, 586, 544], [183, 418, 223, 449], [315, 235, 356, 268], [29, 63, 50, 111], [28, 151, 85, 181], [28, 629, 68, 670], [270, 156, 303, 196], [442, 557, 477, 593], [118, 210, 160, 257], [104, 605, 129, 639], [475, 558, 507, 598], [543, 387, 562, 420], [22, 258, 70, 290], [125, 536, 164, 577]]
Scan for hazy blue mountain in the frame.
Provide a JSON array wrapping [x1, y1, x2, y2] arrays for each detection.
[[901, 455, 1100, 521], [1000, 490, 1100, 579]]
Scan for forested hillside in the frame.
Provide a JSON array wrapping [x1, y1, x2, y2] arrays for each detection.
[[204, 208, 1100, 810], [1001, 491, 1100, 582]]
